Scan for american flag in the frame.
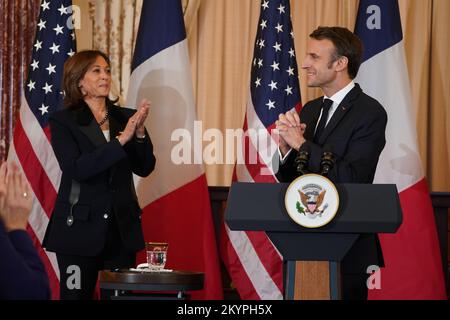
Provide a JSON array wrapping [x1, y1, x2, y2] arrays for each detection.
[[7, 0, 76, 299], [220, 0, 301, 299]]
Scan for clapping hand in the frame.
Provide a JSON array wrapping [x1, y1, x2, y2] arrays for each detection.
[[117, 99, 151, 146], [134, 99, 150, 138]]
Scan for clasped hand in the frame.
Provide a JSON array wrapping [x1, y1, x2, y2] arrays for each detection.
[[275, 111, 306, 155]]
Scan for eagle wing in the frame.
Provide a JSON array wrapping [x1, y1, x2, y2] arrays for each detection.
[[299, 190, 309, 207], [316, 190, 326, 207]]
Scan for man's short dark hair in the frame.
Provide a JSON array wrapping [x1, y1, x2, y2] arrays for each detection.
[[310, 26, 364, 79]]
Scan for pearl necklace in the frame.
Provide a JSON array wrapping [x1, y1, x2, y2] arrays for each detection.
[[97, 110, 109, 126]]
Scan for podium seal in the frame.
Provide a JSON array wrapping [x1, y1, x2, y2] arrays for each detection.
[[285, 174, 339, 228]]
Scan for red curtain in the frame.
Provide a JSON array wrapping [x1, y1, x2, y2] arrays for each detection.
[[0, 0, 40, 161]]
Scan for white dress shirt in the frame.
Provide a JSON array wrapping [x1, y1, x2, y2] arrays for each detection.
[[102, 129, 110, 142]]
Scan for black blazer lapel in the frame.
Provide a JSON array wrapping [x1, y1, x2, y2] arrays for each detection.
[[318, 84, 362, 144], [73, 102, 106, 147], [108, 107, 122, 143], [107, 104, 128, 183]]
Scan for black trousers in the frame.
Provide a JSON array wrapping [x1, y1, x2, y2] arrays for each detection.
[[56, 218, 135, 300]]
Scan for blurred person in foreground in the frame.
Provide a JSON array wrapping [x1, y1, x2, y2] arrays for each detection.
[[0, 162, 50, 299]]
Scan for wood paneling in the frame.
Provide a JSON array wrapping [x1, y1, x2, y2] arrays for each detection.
[[294, 261, 330, 300]]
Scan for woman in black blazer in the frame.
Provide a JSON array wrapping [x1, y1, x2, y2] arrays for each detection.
[[42, 50, 156, 300]]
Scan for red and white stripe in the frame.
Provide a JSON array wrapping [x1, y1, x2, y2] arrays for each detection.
[[220, 95, 304, 300]]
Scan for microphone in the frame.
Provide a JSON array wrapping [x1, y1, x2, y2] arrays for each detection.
[[320, 145, 335, 176], [295, 145, 310, 176]]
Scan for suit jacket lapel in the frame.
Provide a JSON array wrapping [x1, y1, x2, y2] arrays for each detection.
[[318, 84, 362, 144], [107, 104, 127, 184], [73, 102, 106, 147], [108, 105, 122, 143], [303, 101, 322, 141]]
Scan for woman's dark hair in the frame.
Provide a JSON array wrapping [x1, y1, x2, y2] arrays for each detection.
[[310, 26, 364, 79], [62, 50, 117, 107]]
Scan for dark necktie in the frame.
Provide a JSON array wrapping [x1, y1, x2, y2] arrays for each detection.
[[313, 98, 333, 143]]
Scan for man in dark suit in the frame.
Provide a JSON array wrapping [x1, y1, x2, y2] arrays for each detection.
[[276, 26, 387, 299]]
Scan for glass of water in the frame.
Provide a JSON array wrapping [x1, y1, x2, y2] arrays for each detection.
[[145, 242, 168, 271]]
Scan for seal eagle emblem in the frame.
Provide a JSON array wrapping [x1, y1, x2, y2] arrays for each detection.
[[285, 174, 339, 228], [298, 183, 328, 217]]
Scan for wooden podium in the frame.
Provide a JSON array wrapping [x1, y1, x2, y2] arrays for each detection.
[[225, 182, 402, 300]]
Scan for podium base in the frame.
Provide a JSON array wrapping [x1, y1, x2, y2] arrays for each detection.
[[285, 261, 341, 300]]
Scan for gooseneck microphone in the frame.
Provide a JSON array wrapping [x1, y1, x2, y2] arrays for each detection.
[[320, 145, 335, 176], [295, 145, 310, 176]]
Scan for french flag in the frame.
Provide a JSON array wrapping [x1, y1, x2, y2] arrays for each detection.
[[126, 0, 223, 299], [355, 0, 446, 299]]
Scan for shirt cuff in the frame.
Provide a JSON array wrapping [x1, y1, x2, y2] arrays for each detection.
[[278, 148, 293, 164]]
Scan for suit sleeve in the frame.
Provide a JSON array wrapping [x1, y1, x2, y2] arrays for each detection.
[[275, 149, 298, 182], [123, 128, 156, 177], [0, 223, 50, 299], [49, 114, 128, 182]]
